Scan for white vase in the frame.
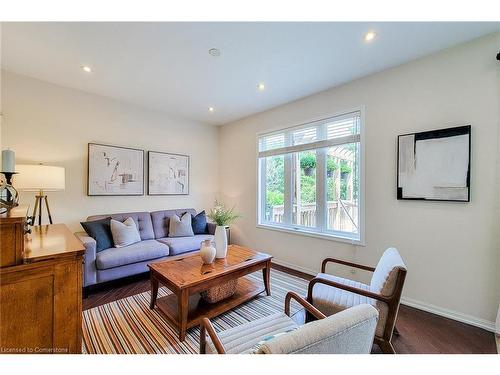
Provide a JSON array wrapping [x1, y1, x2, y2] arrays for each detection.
[[214, 225, 228, 258], [200, 239, 216, 264]]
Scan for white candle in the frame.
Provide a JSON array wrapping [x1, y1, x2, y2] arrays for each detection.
[[2, 149, 15, 173]]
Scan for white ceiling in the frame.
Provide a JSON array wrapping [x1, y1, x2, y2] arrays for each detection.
[[2, 22, 499, 125]]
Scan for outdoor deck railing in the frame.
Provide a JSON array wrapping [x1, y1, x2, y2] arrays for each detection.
[[267, 201, 358, 232]]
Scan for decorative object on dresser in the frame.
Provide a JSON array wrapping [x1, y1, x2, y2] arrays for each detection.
[[207, 200, 240, 259], [0, 182, 19, 213], [148, 245, 272, 341], [306, 247, 407, 354], [148, 151, 189, 195], [397, 125, 471, 202], [200, 297, 378, 354], [14, 164, 65, 225], [88, 143, 144, 196], [0, 210, 85, 354], [0, 149, 19, 213]]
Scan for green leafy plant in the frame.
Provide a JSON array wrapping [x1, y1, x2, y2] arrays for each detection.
[[327, 158, 338, 173], [340, 162, 352, 174], [300, 152, 316, 170], [266, 190, 284, 206], [207, 200, 241, 226], [300, 175, 316, 203]]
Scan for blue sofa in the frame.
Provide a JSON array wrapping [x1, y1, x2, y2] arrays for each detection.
[[75, 208, 215, 287]]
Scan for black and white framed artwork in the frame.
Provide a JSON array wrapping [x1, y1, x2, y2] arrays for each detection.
[[88, 143, 144, 196], [148, 151, 189, 195], [397, 125, 471, 202]]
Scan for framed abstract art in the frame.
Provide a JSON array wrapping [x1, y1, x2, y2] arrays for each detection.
[[88, 143, 144, 196], [397, 125, 471, 202], [148, 151, 189, 195]]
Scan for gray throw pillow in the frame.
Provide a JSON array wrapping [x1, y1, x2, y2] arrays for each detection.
[[110, 217, 142, 247], [168, 212, 194, 237]]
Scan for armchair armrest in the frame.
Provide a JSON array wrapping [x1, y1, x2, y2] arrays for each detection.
[[285, 291, 326, 321], [307, 276, 391, 305], [200, 317, 226, 354], [321, 257, 375, 273]]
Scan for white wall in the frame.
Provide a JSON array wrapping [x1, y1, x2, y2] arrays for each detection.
[[218, 33, 500, 328], [1, 72, 219, 232]]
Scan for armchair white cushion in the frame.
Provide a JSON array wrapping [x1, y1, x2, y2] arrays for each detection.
[[371, 247, 407, 296], [205, 304, 378, 354]]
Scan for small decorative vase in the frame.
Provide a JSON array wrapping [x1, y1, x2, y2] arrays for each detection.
[[214, 225, 228, 259], [200, 239, 216, 265]]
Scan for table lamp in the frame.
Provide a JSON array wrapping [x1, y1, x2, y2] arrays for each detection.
[[14, 164, 65, 225]]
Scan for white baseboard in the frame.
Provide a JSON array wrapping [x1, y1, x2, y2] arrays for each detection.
[[401, 297, 496, 332], [271, 258, 496, 333]]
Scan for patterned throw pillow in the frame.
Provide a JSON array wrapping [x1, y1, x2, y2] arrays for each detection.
[[250, 328, 299, 354]]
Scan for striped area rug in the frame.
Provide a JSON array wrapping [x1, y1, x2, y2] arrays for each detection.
[[82, 269, 308, 354]]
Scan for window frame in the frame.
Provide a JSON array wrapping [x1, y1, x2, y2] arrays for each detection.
[[256, 107, 366, 246]]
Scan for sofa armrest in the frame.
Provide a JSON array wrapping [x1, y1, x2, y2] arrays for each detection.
[[75, 231, 97, 287], [207, 222, 216, 235]]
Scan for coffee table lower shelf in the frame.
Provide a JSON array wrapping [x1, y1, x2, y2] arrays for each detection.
[[155, 276, 264, 337]]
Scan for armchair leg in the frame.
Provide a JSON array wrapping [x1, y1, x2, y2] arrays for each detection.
[[393, 326, 400, 337], [200, 322, 207, 354], [378, 339, 396, 354]]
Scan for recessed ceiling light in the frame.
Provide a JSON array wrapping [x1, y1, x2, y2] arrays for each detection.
[[208, 48, 221, 57], [257, 83, 266, 91], [364, 31, 377, 42], [208, 107, 215, 112], [81, 65, 92, 73]]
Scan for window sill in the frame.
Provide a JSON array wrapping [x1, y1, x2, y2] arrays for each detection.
[[256, 223, 365, 246]]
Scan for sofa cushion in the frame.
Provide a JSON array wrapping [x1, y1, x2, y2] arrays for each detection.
[[168, 212, 194, 238], [151, 209, 196, 239], [157, 234, 213, 255], [96, 240, 169, 270], [80, 217, 113, 252], [88, 212, 155, 241], [110, 217, 141, 247]]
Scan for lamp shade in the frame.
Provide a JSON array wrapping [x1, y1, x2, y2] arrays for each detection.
[[15, 164, 65, 191]]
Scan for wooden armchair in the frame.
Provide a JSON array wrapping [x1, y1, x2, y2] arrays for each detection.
[[306, 247, 407, 354], [200, 291, 378, 354]]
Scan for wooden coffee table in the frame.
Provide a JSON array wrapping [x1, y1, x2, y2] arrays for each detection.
[[148, 245, 272, 341]]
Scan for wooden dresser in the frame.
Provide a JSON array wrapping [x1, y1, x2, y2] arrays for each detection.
[[0, 209, 85, 354]]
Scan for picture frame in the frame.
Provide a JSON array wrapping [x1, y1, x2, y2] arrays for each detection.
[[87, 143, 144, 196], [397, 125, 471, 202], [148, 151, 190, 195]]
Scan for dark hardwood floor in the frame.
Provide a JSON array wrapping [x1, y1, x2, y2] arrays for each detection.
[[83, 264, 497, 354]]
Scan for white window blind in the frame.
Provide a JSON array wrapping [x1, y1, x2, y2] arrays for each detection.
[[258, 111, 361, 158]]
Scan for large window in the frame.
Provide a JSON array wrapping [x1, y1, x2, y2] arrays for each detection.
[[258, 110, 364, 244]]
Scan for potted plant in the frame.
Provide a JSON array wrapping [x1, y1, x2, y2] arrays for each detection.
[[340, 162, 352, 180], [327, 158, 338, 178], [207, 200, 240, 258], [300, 153, 316, 176]]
